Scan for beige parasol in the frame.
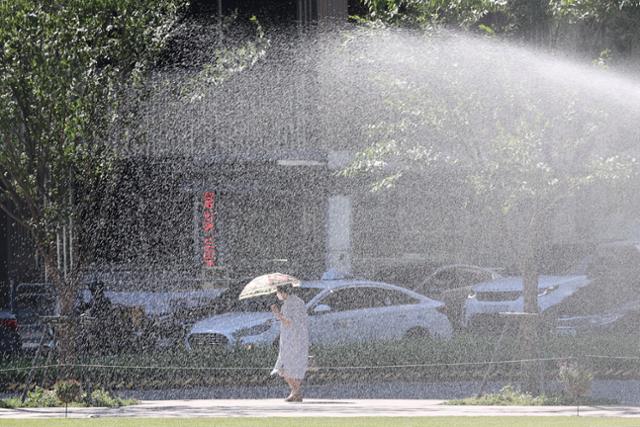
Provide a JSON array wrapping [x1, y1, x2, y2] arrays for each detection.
[[238, 273, 301, 300]]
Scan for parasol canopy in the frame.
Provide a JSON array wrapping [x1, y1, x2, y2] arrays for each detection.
[[238, 273, 301, 300]]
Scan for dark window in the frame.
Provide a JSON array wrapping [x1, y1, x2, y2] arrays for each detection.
[[231, 287, 321, 312], [427, 268, 494, 291], [295, 288, 324, 304], [320, 287, 418, 312], [456, 270, 494, 287], [433, 270, 457, 286], [321, 288, 368, 312], [368, 288, 419, 306]]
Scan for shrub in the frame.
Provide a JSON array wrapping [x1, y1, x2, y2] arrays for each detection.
[[54, 380, 82, 405], [447, 382, 613, 406], [22, 386, 61, 407], [87, 388, 137, 407], [448, 385, 554, 405], [0, 386, 137, 408], [559, 361, 593, 403]]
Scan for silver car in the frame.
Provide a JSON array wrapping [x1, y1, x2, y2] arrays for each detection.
[[185, 279, 453, 351], [463, 274, 591, 329]]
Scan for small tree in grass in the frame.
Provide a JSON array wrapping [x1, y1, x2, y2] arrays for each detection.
[[559, 361, 593, 407], [54, 379, 82, 417]]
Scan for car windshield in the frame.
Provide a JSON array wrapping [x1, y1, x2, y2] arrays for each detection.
[[231, 287, 322, 312]]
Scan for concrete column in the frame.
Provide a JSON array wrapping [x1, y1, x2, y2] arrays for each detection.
[[325, 151, 353, 276], [316, 0, 348, 20], [298, 0, 347, 23], [326, 195, 352, 275]]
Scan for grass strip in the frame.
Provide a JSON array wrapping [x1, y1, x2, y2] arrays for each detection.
[[2, 418, 640, 427]]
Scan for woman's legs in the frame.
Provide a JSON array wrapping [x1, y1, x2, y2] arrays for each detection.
[[283, 376, 303, 401]]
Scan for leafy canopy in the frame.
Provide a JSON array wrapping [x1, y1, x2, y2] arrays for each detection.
[[0, 0, 186, 247]]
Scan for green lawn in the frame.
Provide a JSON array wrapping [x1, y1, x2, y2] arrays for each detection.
[[2, 418, 640, 427]]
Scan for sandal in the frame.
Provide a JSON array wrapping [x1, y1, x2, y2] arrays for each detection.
[[285, 393, 303, 402]]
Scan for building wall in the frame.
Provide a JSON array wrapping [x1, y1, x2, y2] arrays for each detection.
[[208, 161, 328, 279]]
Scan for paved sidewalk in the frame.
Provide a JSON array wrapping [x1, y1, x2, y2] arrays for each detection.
[[2, 399, 640, 419], [115, 380, 640, 405]]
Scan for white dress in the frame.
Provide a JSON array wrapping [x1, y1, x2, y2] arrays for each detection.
[[273, 294, 309, 380]]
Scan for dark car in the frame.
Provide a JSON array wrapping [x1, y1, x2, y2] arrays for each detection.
[[179, 277, 260, 320], [544, 241, 640, 335], [0, 310, 21, 357], [416, 264, 503, 329], [554, 301, 640, 336]]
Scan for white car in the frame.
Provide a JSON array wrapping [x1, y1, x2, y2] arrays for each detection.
[[463, 274, 591, 329], [185, 279, 453, 351]]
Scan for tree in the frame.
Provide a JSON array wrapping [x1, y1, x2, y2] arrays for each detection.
[[0, 0, 187, 364], [356, 0, 640, 59], [550, 0, 640, 57], [341, 25, 638, 298], [356, 0, 510, 30], [339, 28, 638, 391]]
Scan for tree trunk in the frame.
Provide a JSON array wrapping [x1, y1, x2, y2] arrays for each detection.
[[522, 253, 539, 314], [521, 268, 541, 394], [42, 248, 78, 378], [520, 217, 541, 394]]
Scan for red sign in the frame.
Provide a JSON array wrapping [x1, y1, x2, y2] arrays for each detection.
[[203, 192, 216, 267]]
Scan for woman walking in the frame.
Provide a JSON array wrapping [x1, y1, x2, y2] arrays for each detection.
[[271, 283, 309, 402]]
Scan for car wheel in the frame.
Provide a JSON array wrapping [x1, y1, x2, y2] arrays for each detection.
[[404, 327, 431, 340]]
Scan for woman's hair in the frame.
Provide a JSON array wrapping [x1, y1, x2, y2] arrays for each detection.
[[276, 283, 295, 295]]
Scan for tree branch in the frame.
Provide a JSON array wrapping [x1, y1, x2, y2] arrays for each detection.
[[0, 200, 31, 231]]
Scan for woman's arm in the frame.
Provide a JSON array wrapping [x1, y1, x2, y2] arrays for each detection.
[[279, 315, 292, 327], [271, 304, 292, 326]]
